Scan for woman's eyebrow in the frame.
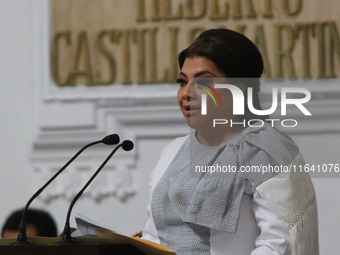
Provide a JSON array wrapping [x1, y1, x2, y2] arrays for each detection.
[[178, 71, 187, 78], [194, 70, 217, 77], [179, 70, 217, 78]]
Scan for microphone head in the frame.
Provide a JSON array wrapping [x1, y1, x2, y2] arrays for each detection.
[[102, 134, 120, 145], [122, 140, 134, 151]]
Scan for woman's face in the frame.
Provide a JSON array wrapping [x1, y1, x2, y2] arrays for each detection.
[[177, 56, 235, 130]]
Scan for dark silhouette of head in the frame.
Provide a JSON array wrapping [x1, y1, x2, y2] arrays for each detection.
[[1, 208, 58, 238]]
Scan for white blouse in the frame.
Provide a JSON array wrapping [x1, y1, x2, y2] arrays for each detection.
[[142, 136, 291, 255]]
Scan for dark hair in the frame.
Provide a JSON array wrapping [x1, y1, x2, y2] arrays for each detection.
[[178, 28, 268, 122], [1, 208, 58, 238]]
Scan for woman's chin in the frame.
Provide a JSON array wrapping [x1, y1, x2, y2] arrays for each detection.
[[185, 117, 212, 131]]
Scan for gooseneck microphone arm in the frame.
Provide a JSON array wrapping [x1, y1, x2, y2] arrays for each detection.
[[13, 134, 120, 245], [61, 140, 134, 243]]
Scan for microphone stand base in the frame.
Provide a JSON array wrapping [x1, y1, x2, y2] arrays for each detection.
[[55, 236, 75, 245], [9, 240, 33, 246]]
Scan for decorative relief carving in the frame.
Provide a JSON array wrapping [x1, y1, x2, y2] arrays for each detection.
[[34, 161, 136, 203]]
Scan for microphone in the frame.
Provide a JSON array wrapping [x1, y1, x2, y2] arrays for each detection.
[[12, 134, 120, 245], [60, 140, 134, 243]]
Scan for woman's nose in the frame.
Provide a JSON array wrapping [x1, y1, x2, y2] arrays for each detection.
[[182, 89, 190, 100], [182, 85, 191, 100]]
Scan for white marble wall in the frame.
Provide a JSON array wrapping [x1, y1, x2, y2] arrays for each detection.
[[0, 0, 339, 254]]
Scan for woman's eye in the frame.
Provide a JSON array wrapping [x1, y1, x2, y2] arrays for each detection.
[[176, 78, 187, 86]]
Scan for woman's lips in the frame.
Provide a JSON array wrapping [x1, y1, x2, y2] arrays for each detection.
[[184, 105, 201, 116]]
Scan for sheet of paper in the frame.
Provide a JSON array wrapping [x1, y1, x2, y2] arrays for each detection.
[[75, 213, 117, 236]]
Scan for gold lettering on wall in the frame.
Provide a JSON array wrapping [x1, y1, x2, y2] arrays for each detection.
[[209, 0, 229, 20], [296, 23, 313, 78], [52, 0, 340, 86], [315, 22, 330, 78], [274, 24, 297, 78], [68, 31, 94, 86], [115, 30, 132, 84], [281, 0, 302, 16], [135, 29, 147, 83], [96, 30, 116, 85], [232, 0, 258, 19], [148, 28, 166, 83], [186, 0, 207, 20], [262, 0, 274, 18], [137, 0, 147, 22], [245, 0, 257, 19], [151, 0, 161, 21], [232, 0, 242, 19], [168, 27, 180, 82], [329, 21, 340, 78], [163, 0, 183, 20], [51, 31, 71, 86]]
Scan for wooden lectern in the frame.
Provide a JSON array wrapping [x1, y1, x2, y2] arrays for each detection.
[[0, 237, 147, 255], [0, 243, 146, 255], [0, 230, 176, 255]]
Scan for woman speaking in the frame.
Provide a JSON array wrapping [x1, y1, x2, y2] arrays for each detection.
[[141, 29, 319, 255]]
